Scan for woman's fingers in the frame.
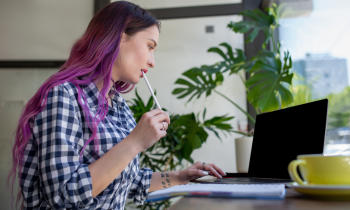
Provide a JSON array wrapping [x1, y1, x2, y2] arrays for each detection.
[[212, 164, 226, 176], [157, 122, 168, 131], [150, 111, 169, 131], [133, 108, 170, 150], [144, 108, 170, 125], [152, 111, 170, 125], [147, 108, 165, 116], [141, 109, 170, 128], [203, 163, 226, 178], [186, 169, 209, 180]]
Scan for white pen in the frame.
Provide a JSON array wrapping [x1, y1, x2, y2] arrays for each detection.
[[142, 70, 162, 110]]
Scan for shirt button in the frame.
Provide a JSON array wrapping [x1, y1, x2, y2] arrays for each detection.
[[122, 179, 126, 185]]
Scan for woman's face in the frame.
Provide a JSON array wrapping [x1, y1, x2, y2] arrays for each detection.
[[112, 25, 159, 84]]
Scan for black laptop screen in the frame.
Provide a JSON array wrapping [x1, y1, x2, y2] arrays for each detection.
[[248, 99, 328, 179]]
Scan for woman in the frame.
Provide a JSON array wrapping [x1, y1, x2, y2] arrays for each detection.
[[8, 1, 226, 209]]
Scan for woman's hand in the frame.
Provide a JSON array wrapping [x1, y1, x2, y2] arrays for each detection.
[[177, 161, 227, 185], [149, 162, 226, 192], [129, 108, 170, 151]]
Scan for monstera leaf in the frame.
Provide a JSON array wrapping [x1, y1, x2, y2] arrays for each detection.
[[173, 109, 234, 160], [227, 4, 281, 49], [201, 108, 236, 140], [172, 69, 224, 102], [200, 43, 246, 75], [226, 3, 294, 112], [245, 50, 294, 112], [172, 42, 256, 123], [172, 43, 246, 102], [173, 113, 208, 160]]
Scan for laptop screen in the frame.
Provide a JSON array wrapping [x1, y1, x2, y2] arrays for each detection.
[[248, 99, 328, 179]]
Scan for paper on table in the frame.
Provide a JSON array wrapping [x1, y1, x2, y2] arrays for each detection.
[[147, 184, 286, 202]]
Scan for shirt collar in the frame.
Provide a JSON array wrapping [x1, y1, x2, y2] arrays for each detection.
[[82, 82, 126, 109]]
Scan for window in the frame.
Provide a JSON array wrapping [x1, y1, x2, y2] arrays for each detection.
[[278, 0, 350, 154]]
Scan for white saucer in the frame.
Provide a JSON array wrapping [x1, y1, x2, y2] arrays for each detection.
[[287, 182, 350, 200]]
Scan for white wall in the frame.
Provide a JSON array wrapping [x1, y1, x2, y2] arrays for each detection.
[[0, 0, 93, 60], [0, 69, 58, 209]]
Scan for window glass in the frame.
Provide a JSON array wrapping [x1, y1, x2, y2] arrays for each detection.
[[279, 0, 350, 154], [111, 0, 241, 9]]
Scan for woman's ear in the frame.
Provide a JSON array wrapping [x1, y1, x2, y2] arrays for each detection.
[[121, 32, 130, 43]]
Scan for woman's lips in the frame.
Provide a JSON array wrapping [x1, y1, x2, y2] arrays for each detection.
[[140, 69, 148, 78]]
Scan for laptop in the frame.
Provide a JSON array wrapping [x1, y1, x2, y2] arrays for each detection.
[[193, 99, 328, 184]]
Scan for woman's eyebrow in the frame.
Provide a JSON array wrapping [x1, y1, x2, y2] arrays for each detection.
[[148, 39, 157, 48]]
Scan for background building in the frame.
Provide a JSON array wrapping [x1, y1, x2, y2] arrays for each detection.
[[293, 54, 348, 99]]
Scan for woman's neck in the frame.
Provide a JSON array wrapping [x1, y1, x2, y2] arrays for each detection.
[[94, 79, 114, 107], [94, 80, 113, 96]]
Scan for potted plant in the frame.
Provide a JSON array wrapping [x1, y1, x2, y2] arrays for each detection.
[[172, 3, 294, 172]]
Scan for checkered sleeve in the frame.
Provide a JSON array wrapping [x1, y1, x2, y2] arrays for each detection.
[[127, 167, 153, 205], [33, 85, 98, 210]]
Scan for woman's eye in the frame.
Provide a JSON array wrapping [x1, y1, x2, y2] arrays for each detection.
[[149, 46, 154, 50]]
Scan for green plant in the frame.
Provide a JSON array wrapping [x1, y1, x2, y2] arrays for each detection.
[[172, 3, 294, 131], [126, 89, 235, 210], [288, 72, 312, 107], [325, 86, 350, 129]]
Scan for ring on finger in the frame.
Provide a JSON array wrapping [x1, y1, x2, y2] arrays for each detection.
[[202, 162, 207, 170], [161, 122, 165, 131]]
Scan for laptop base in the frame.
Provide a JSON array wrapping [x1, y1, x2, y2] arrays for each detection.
[[192, 177, 292, 184]]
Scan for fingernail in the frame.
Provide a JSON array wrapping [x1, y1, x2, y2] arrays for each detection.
[[219, 175, 222, 178], [202, 171, 209, 175], [224, 172, 227, 176]]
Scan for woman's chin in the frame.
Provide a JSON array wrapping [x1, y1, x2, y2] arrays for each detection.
[[127, 78, 140, 85], [119, 76, 141, 85]]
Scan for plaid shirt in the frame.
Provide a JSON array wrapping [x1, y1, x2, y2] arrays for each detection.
[[20, 82, 153, 210]]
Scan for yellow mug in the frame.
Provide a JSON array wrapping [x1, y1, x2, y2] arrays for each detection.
[[288, 154, 350, 185]]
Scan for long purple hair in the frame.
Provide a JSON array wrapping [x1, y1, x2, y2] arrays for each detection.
[[7, 1, 160, 209]]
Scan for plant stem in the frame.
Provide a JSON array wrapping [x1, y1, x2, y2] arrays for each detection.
[[214, 89, 255, 124], [164, 153, 174, 171], [255, 107, 260, 115], [271, 28, 277, 53], [231, 130, 253, 136], [238, 72, 245, 84]]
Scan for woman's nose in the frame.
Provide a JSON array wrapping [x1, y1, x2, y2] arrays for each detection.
[[148, 59, 155, 68]]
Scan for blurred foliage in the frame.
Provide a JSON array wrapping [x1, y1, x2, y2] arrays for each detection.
[[326, 86, 350, 129], [328, 112, 350, 129], [126, 89, 235, 210], [288, 73, 312, 107]]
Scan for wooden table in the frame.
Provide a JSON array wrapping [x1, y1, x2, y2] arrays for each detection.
[[169, 189, 350, 210]]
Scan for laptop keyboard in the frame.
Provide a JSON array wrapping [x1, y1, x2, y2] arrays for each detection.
[[232, 178, 291, 183]]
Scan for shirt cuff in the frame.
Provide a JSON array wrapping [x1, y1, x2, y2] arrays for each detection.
[[128, 168, 153, 205]]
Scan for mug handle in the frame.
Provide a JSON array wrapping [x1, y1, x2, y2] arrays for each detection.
[[288, 159, 307, 185]]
